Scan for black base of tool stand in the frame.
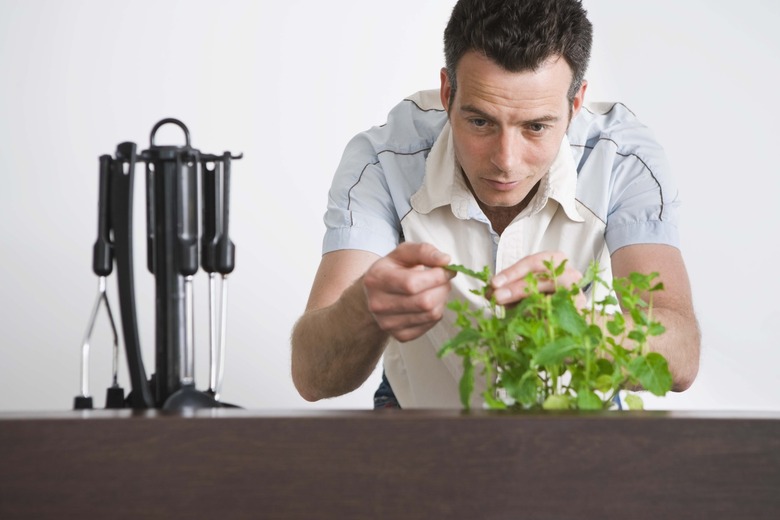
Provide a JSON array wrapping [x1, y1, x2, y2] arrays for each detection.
[[162, 384, 220, 410], [118, 379, 239, 411], [161, 386, 241, 410], [73, 385, 126, 410], [73, 396, 93, 410], [73, 374, 241, 411], [105, 385, 126, 408]]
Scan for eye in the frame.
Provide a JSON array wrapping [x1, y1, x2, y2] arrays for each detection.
[[527, 123, 548, 133], [470, 118, 489, 128]]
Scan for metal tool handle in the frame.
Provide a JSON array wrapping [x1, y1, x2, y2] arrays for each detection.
[[146, 161, 156, 275], [200, 152, 238, 274], [93, 155, 114, 277], [217, 152, 235, 274], [201, 160, 219, 273]]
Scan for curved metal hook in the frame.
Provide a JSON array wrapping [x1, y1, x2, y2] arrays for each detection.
[[149, 118, 191, 148]]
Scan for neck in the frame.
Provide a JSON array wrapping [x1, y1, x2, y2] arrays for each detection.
[[477, 182, 540, 236]]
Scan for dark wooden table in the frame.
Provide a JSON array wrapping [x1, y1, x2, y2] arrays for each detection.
[[1, 409, 778, 519]]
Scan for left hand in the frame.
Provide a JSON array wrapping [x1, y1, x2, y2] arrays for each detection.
[[489, 251, 585, 307]]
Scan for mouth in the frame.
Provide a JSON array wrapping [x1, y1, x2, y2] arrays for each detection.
[[484, 179, 520, 192]]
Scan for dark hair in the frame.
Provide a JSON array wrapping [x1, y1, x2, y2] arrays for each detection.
[[443, 0, 593, 106]]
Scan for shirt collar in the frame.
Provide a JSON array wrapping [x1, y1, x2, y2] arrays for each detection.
[[411, 122, 584, 223]]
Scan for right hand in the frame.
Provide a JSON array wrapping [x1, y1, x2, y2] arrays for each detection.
[[490, 250, 586, 308], [362, 242, 455, 342]]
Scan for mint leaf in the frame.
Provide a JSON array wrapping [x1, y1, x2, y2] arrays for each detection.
[[459, 356, 475, 410], [551, 290, 587, 335], [624, 393, 645, 410], [577, 387, 603, 410], [445, 264, 490, 282], [543, 394, 571, 410], [628, 353, 673, 396], [533, 338, 581, 366]]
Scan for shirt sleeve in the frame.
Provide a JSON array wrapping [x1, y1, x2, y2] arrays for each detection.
[[603, 123, 681, 253], [322, 131, 402, 257], [571, 103, 681, 254]]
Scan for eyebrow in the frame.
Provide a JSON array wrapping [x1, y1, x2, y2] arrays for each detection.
[[460, 104, 561, 125]]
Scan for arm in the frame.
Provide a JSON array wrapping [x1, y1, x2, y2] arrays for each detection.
[[291, 243, 454, 401], [609, 243, 701, 391]]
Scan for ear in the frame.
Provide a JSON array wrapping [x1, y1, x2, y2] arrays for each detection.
[[440, 67, 451, 113], [571, 79, 588, 118]]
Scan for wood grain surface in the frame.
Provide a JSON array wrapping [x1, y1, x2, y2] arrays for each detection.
[[1, 409, 778, 519]]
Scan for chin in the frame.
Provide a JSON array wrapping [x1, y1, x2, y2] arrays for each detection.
[[481, 195, 525, 208]]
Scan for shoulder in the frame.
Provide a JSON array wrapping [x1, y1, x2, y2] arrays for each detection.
[[363, 89, 448, 155], [324, 91, 449, 256], [332, 90, 446, 175], [334, 90, 447, 184], [339, 90, 447, 183], [567, 102, 669, 176], [568, 102, 681, 250], [403, 89, 446, 113]]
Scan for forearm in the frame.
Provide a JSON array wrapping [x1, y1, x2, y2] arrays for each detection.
[[291, 277, 389, 401], [643, 307, 701, 392]]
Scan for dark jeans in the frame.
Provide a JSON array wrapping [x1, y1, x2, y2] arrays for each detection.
[[373, 370, 401, 409]]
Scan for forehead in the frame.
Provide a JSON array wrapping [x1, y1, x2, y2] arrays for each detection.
[[454, 51, 572, 112]]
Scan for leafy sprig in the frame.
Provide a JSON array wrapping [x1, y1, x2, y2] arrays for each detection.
[[439, 260, 671, 411]]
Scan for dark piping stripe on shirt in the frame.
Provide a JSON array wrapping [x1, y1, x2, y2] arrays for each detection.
[[346, 147, 433, 225], [347, 98, 442, 219], [569, 138, 665, 221], [404, 98, 447, 113]]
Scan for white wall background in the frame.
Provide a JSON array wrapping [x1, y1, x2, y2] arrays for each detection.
[[0, 0, 777, 412]]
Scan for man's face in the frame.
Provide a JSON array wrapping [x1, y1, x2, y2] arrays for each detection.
[[441, 52, 586, 211]]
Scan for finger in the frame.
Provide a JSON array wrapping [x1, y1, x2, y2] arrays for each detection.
[[490, 279, 540, 305], [491, 262, 583, 306], [491, 251, 567, 289], [367, 282, 451, 318], [379, 298, 450, 342], [388, 242, 451, 268], [555, 268, 583, 289], [391, 323, 441, 343], [363, 248, 456, 296], [365, 265, 454, 299], [368, 281, 450, 342], [491, 280, 555, 305]]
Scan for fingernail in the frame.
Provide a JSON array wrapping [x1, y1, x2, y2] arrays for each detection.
[[492, 275, 506, 287]]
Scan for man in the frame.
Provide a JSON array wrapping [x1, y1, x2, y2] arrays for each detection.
[[291, 0, 700, 409]]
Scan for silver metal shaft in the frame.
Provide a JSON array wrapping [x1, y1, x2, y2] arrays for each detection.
[[182, 275, 195, 385], [79, 276, 120, 397], [208, 273, 218, 393], [215, 274, 229, 400]]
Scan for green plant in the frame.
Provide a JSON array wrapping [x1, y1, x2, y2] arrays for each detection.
[[438, 260, 672, 411]]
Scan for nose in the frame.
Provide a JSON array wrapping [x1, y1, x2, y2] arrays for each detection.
[[491, 129, 520, 174]]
